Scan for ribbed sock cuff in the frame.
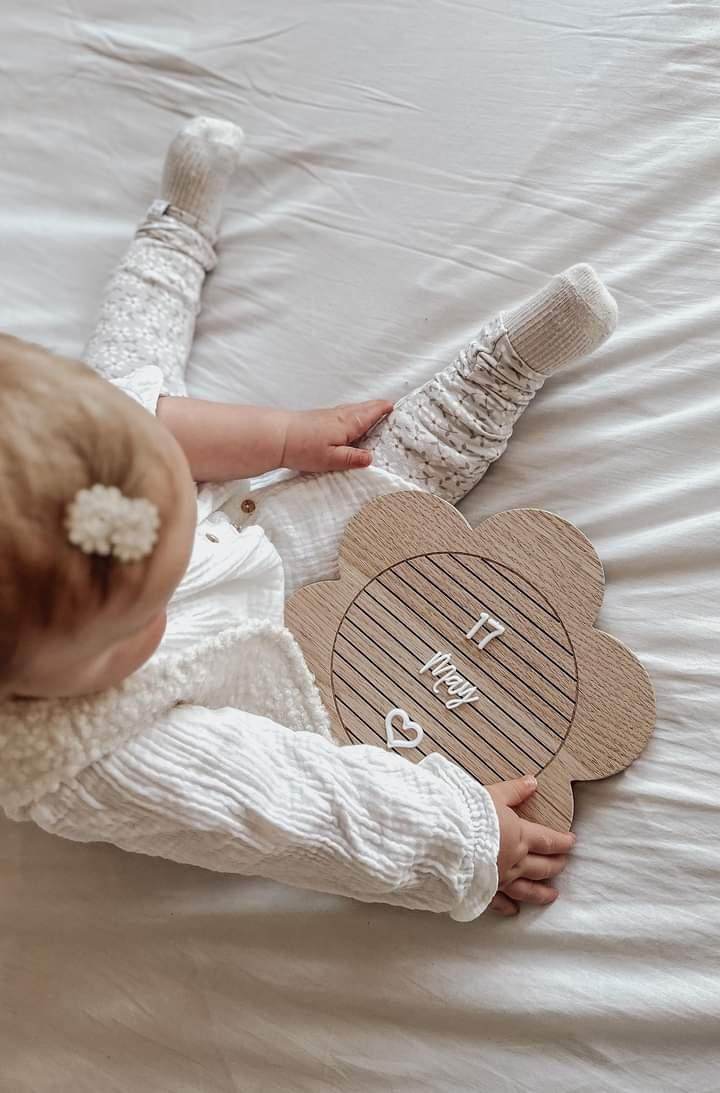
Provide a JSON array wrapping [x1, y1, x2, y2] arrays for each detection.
[[501, 264, 618, 376]]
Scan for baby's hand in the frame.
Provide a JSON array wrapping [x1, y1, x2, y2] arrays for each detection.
[[487, 776, 576, 917], [281, 401, 394, 472]]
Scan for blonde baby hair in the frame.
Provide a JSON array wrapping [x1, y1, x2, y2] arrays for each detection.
[[0, 334, 179, 692]]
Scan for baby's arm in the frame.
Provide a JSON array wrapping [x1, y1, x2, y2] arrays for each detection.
[[24, 704, 573, 919], [157, 396, 393, 481], [27, 703, 501, 920]]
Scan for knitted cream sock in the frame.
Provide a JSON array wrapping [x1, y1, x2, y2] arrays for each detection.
[[501, 264, 617, 376], [83, 118, 244, 395], [160, 116, 245, 241], [363, 265, 617, 503]]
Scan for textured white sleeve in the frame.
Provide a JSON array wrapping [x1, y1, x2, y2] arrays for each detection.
[[28, 705, 500, 921]]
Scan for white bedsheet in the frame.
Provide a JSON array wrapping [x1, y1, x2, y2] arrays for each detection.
[[2, 2, 719, 1090]]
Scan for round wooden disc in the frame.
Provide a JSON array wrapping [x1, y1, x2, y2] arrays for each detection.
[[331, 552, 578, 785]]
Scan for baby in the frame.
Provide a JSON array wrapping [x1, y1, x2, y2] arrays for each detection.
[[0, 118, 617, 920]]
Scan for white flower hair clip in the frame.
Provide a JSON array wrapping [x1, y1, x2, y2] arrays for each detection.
[[65, 484, 160, 563]]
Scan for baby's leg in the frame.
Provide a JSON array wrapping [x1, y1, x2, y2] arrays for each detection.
[[83, 117, 243, 396], [244, 266, 616, 595], [363, 264, 617, 503]]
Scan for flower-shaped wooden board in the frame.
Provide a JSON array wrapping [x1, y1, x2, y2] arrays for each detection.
[[285, 492, 655, 830]]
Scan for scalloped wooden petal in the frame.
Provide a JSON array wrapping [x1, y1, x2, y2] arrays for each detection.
[[286, 492, 656, 830]]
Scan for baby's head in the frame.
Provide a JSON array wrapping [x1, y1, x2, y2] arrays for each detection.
[[0, 335, 197, 699]]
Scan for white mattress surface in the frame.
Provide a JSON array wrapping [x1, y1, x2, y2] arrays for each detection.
[[2, 2, 719, 1091]]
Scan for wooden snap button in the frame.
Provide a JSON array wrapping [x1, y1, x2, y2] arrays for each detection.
[[240, 498, 256, 514]]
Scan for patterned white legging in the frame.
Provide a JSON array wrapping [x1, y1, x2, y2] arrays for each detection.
[[84, 207, 546, 594]]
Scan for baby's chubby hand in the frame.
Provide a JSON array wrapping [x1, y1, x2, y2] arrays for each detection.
[[280, 401, 394, 473], [487, 776, 576, 916]]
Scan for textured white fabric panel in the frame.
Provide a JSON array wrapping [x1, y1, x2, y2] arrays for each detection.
[[1, 2, 719, 1091], [27, 705, 499, 919]]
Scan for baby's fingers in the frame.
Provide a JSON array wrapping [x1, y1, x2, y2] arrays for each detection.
[[327, 445, 373, 471], [341, 400, 394, 440], [489, 892, 518, 917], [524, 821, 576, 857], [502, 879, 558, 906], [519, 854, 568, 882]]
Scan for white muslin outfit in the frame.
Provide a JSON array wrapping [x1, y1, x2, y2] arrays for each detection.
[[0, 204, 560, 920]]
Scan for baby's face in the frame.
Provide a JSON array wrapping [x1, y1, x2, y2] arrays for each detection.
[[14, 430, 198, 699]]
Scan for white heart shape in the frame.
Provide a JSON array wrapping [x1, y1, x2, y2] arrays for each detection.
[[385, 708, 424, 750]]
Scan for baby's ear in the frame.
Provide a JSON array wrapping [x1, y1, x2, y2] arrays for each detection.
[[469, 509, 605, 627], [337, 490, 473, 580]]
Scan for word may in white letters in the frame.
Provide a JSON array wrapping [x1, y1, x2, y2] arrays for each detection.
[[419, 652, 480, 710], [418, 611, 506, 710]]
